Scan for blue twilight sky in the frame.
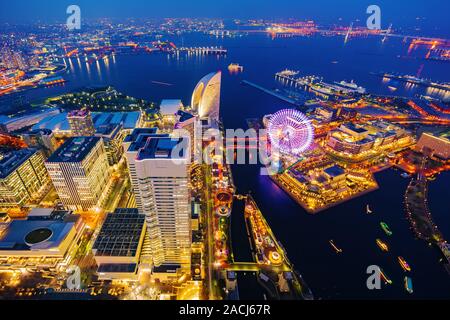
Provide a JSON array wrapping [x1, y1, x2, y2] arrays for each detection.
[[0, 0, 448, 31]]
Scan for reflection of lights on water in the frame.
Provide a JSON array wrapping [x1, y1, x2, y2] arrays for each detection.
[[426, 87, 450, 99], [68, 58, 74, 73], [85, 62, 91, 77], [96, 60, 102, 78]]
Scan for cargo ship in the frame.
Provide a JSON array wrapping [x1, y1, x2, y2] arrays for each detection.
[[376, 239, 389, 252], [329, 240, 343, 254], [380, 222, 393, 236], [398, 256, 412, 272], [380, 268, 393, 285], [404, 276, 413, 294]]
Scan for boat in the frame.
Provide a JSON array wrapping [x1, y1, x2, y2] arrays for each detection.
[[380, 268, 393, 285], [401, 173, 411, 179], [404, 276, 413, 294], [310, 84, 334, 95], [380, 222, 393, 236], [398, 256, 412, 272], [376, 239, 389, 252], [366, 205, 373, 215], [228, 63, 244, 72], [333, 80, 366, 94], [388, 86, 398, 91], [329, 240, 343, 254]]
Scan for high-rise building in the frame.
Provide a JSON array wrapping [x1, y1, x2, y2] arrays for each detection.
[[124, 129, 191, 267], [67, 109, 96, 137], [45, 137, 111, 212], [191, 71, 222, 123], [176, 111, 201, 163], [22, 129, 58, 157], [0, 149, 51, 210], [95, 124, 125, 166]]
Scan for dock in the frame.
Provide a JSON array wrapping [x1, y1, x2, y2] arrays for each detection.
[[241, 80, 301, 106]]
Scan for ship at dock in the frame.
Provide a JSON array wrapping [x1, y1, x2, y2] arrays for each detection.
[[333, 80, 366, 94], [275, 70, 366, 96], [374, 72, 450, 92]]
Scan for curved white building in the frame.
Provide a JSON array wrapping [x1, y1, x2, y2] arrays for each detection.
[[191, 71, 222, 122]]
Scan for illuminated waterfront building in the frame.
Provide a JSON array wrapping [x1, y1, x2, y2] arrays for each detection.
[[416, 133, 450, 160], [191, 71, 222, 123], [0, 107, 61, 133], [314, 107, 337, 122], [124, 129, 191, 267], [0, 149, 51, 210], [0, 209, 83, 270], [93, 208, 146, 281], [67, 109, 96, 136], [22, 129, 58, 157], [326, 120, 413, 158], [45, 137, 111, 212]]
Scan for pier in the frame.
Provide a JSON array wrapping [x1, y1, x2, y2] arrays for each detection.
[[241, 80, 301, 106], [174, 47, 227, 55], [373, 72, 450, 92]]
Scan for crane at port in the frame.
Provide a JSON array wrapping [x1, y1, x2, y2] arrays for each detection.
[[382, 24, 393, 43], [344, 23, 353, 44]]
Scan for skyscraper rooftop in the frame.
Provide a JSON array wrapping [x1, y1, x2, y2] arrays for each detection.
[[0, 149, 37, 179], [47, 137, 101, 163], [137, 136, 188, 160]]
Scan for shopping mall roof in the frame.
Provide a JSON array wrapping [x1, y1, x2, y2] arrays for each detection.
[[32, 111, 141, 132], [0, 217, 77, 251]]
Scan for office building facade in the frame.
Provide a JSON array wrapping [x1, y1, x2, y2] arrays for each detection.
[[45, 137, 111, 211]]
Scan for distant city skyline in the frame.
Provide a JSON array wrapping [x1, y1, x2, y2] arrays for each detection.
[[0, 0, 449, 34]]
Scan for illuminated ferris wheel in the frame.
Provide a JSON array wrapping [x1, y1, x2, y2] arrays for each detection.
[[268, 109, 314, 155]]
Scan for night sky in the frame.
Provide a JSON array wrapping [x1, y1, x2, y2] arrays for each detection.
[[0, 0, 448, 33]]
